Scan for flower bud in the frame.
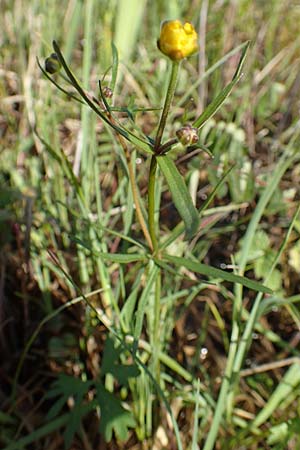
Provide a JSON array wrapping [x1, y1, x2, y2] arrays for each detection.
[[102, 86, 113, 99], [157, 20, 199, 61], [176, 124, 199, 146], [45, 53, 61, 74]]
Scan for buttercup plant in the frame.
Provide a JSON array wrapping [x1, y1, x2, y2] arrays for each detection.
[[35, 20, 275, 448]]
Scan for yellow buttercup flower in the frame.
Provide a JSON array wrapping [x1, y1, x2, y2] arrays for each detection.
[[157, 20, 199, 61]]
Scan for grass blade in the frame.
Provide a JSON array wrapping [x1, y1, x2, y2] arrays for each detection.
[[133, 263, 159, 350], [252, 361, 300, 428], [114, 0, 147, 63], [110, 42, 119, 92], [3, 414, 70, 450]]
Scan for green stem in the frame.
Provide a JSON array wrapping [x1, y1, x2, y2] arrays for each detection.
[[154, 61, 180, 152], [153, 270, 161, 377], [203, 324, 239, 450], [149, 61, 181, 251], [148, 155, 158, 252], [148, 59, 180, 400], [148, 155, 161, 383]]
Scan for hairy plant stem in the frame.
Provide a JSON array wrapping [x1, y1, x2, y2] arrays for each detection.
[[154, 60, 180, 151]]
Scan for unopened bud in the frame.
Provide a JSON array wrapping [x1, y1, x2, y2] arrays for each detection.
[[176, 125, 199, 146], [45, 53, 61, 74], [157, 20, 199, 61], [102, 86, 113, 98]]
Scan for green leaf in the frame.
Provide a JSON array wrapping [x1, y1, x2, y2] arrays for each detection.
[[160, 166, 235, 250], [193, 41, 250, 129], [101, 336, 140, 386], [64, 402, 95, 449], [71, 236, 147, 263], [80, 247, 147, 264], [163, 254, 272, 294], [96, 383, 136, 442], [45, 375, 92, 420], [157, 154, 199, 239], [45, 374, 94, 449], [98, 253, 147, 264]]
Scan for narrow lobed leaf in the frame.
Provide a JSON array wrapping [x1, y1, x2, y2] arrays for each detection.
[[192, 41, 250, 129], [157, 154, 200, 239], [163, 254, 272, 294]]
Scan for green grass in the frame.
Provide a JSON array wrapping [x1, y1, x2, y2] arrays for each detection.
[[1, 1, 300, 449]]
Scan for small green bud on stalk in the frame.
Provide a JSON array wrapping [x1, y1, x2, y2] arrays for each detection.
[[102, 86, 113, 98], [176, 124, 199, 146], [45, 53, 61, 74]]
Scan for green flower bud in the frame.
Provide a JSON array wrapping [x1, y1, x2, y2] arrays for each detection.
[[45, 53, 61, 74], [176, 125, 199, 146], [102, 86, 113, 99]]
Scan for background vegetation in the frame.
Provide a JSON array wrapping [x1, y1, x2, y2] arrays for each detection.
[[1, 0, 300, 449]]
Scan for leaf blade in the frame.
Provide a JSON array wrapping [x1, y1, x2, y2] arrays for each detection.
[[157, 155, 199, 239], [192, 41, 250, 130], [163, 254, 272, 294]]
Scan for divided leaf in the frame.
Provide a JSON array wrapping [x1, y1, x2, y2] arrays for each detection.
[[45, 375, 94, 449], [101, 336, 140, 386], [96, 383, 136, 442]]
